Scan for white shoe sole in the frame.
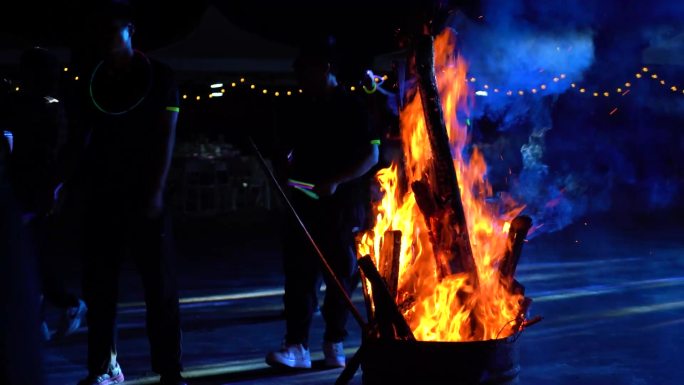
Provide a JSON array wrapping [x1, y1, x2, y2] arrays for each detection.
[[266, 356, 311, 369]]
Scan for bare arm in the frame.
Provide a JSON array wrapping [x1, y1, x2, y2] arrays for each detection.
[[147, 109, 177, 216], [315, 143, 379, 196]]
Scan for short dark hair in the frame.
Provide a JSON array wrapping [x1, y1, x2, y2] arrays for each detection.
[[89, 0, 135, 25]]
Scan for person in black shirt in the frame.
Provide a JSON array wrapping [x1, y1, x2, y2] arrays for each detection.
[[1, 47, 87, 340], [64, 4, 186, 385], [266, 37, 380, 369]]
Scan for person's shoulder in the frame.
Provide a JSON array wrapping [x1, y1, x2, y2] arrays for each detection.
[[149, 58, 175, 82]]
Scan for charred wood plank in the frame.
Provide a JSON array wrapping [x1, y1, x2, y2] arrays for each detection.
[[359, 255, 415, 341], [379, 230, 402, 300], [359, 271, 375, 327], [500, 215, 533, 281], [414, 34, 477, 284]]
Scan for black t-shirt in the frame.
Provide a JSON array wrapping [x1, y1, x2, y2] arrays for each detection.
[[280, 87, 379, 208], [79, 54, 178, 207]]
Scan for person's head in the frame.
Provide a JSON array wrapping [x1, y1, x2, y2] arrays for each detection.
[[293, 36, 338, 95], [87, 1, 136, 59], [19, 47, 59, 96]]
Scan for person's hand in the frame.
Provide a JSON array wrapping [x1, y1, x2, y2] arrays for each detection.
[[146, 192, 164, 219], [50, 182, 66, 216], [314, 180, 338, 197]]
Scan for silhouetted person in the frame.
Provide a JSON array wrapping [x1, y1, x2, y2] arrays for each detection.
[[266, 37, 380, 369], [1, 46, 86, 340], [61, 3, 185, 384], [0, 130, 44, 385]]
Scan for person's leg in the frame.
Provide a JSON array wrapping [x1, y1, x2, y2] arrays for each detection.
[[320, 227, 357, 344], [266, 202, 319, 369], [282, 211, 320, 348], [82, 210, 123, 377], [35, 215, 81, 309], [131, 212, 182, 377]]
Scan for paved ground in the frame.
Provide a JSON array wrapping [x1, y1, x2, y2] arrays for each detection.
[[43, 209, 684, 385]]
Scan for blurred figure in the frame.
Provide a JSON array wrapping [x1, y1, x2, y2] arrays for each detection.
[[266, 36, 380, 369], [60, 2, 185, 385], [0, 46, 87, 341], [0, 121, 44, 385]]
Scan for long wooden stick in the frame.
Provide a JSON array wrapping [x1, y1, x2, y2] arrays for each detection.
[[414, 34, 478, 285]]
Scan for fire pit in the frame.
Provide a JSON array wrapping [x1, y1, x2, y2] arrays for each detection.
[[361, 338, 519, 385], [338, 27, 540, 385]]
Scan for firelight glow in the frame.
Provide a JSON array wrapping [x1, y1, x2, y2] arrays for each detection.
[[357, 29, 525, 342]]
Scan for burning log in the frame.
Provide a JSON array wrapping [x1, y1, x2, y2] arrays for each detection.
[[378, 230, 402, 300], [414, 34, 478, 285], [358, 255, 415, 341], [500, 216, 533, 285]]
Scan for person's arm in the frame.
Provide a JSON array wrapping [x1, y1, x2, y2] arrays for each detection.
[[314, 141, 379, 196], [146, 107, 177, 217]]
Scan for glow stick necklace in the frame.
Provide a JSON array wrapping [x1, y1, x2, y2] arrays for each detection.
[[89, 50, 152, 115]]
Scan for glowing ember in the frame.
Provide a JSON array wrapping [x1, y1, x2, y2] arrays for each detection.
[[358, 30, 525, 342]]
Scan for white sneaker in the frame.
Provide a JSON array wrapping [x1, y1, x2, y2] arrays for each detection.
[[56, 299, 87, 338], [323, 341, 346, 368], [266, 343, 311, 369]]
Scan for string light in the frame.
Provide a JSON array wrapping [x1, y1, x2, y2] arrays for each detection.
[[179, 66, 683, 102], [196, 96, 200, 101], [74, 76, 79, 81], [15, 86, 19, 91], [63, 67, 69, 72]]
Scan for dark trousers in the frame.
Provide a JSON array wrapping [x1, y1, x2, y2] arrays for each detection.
[[30, 215, 80, 309], [82, 207, 182, 376], [283, 193, 359, 347]]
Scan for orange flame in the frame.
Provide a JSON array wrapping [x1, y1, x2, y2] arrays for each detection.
[[358, 30, 525, 341]]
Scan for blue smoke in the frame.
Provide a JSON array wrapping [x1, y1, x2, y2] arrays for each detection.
[[448, 0, 684, 236]]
